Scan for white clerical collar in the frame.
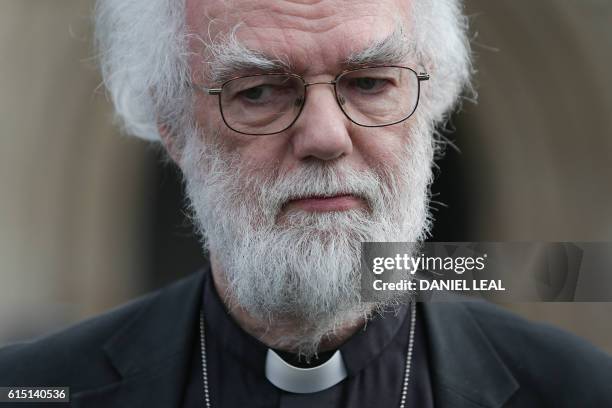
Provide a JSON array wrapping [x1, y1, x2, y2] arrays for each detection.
[[265, 349, 348, 393]]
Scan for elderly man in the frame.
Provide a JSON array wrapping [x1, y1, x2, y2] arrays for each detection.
[[1, 0, 611, 406]]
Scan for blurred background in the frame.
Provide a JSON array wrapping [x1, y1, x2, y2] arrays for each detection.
[[1, 0, 611, 352]]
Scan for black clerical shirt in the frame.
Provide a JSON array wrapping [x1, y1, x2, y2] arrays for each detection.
[[182, 269, 434, 407]]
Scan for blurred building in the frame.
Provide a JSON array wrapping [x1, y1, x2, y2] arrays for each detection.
[[1, 0, 611, 352]]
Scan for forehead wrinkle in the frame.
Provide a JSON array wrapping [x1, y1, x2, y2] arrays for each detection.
[[238, 26, 407, 75], [192, 0, 414, 80], [203, 25, 414, 83], [223, 0, 373, 35], [244, 3, 343, 34]]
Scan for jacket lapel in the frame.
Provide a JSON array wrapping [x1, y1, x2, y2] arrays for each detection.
[[72, 271, 205, 408], [422, 301, 519, 408]]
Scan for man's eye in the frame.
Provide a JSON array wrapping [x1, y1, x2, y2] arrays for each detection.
[[351, 77, 388, 92], [239, 86, 266, 100]]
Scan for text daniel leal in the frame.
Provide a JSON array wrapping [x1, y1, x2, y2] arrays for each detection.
[[372, 279, 506, 291]]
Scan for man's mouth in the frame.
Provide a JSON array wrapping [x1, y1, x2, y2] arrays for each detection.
[[283, 194, 367, 213]]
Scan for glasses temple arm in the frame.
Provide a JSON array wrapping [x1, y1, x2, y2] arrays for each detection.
[[204, 87, 222, 95], [188, 82, 222, 95]]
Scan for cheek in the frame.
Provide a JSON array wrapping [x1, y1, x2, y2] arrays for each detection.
[[238, 139, 287, 170], [214, 127, 291, 174], [354, 125, 412, 171]]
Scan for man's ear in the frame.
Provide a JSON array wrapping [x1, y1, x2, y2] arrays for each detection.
[[158, 123, 182, 164]]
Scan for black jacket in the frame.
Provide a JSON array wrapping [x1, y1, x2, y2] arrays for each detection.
[[1, 267, 611, 407]]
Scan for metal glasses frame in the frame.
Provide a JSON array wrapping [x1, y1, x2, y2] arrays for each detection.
[[198, 65, 430, 136]]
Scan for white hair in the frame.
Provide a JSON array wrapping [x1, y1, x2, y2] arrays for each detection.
[[94, 0, 473, 141], [94, 0, 191, 141], [411, 0, 474, 126]]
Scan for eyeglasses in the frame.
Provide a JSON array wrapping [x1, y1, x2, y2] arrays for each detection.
[[197, 66, 429, 136]]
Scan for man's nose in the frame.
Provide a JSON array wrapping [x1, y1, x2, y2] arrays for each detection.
[[289, 85, 353, 161]]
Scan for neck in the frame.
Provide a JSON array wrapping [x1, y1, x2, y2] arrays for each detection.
[[210, 256, 366, 354]]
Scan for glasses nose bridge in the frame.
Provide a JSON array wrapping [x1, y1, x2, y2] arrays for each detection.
[[299, 79, 345, 116], [304, 80, 337, 88]]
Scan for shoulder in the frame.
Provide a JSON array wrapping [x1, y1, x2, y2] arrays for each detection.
[[0, 269, 205, 395], [0, 280, 172, 389], [462, 300, 612, 404], [460, 300, 610, 361]]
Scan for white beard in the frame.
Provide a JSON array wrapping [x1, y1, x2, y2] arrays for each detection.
[[179, 121, 434, 357]]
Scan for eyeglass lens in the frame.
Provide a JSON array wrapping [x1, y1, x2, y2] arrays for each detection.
[[219, 67, 419, 135]]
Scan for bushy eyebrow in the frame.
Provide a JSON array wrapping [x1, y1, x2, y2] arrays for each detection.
[[207, 47, 292, 84], [344, 25, 415, 68], [204, 25, 292, 84], [204, 23, 413, 84]]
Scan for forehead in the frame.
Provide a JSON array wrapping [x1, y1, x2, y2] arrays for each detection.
[[186, 0, 411, 74]]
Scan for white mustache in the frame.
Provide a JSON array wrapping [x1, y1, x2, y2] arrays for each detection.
[[257, 164, 384, 217]]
